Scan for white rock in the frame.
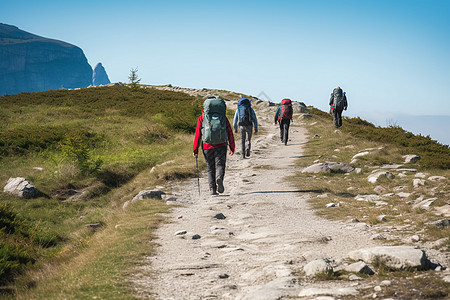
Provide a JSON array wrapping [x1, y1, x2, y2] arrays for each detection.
[[413, 179, 426, 188], [377, 215, 387, 222], [381, 280, 392, 286], [348, 246, 429, 270], [396, 192, 411, 198], [344, 261, 375, 275], [428, 176, 446, 182], [367, 171, 395, 183], [352, 151, 370, 160], [413, 198, 437, 210], [298, 287, 358, 297], [415, 172, 427, 178], [374, 285, 382, 292], [411, 235, 420, 242], [304, 259, 333, 276], [403, 154, 421, 164], [326, 203, 336, 208], [3, 177, 39, 199], [355, 194, 381, 202]]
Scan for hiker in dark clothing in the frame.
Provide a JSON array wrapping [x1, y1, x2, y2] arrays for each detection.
[[329, 86, 348, 128], [233, 98, 258, 159], [274, 99, 293, 145], [193, 97, 235, 195]]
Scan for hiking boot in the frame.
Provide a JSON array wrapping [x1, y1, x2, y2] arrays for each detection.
[[210, 189, 218, 196], [216, 178, 224, 193], [246, 149, 250, 157]]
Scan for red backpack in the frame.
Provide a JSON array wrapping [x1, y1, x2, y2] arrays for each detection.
[[280, 98, 293, 119]]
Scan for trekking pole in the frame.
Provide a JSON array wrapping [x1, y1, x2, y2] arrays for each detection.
[[195, 156, 201, 196]]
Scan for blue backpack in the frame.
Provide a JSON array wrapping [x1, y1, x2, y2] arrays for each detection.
[[237, 98, 252, 126]]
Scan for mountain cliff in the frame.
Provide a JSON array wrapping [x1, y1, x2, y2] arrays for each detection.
[[0, 23, 93, 95], [92, 62, 110, 86]]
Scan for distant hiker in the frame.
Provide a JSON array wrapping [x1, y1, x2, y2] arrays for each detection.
[[233, 98, 258, 159], [193, 97, 235, 195], [274, 98, 293, 145], [329, 86, 348, 128]]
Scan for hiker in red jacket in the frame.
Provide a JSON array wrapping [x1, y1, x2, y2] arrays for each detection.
[[274, 98, 293, 145], [193, 97, 235, 195]]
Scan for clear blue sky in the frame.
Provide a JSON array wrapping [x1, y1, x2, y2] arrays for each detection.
[[2, 0, 450, 123]]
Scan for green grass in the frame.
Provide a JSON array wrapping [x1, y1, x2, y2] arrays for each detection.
[[0, 86, 205, 294], [291, 107, 449, 244]]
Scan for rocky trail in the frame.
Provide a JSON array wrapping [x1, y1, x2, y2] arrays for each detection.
[[130, 103, 448, 299]]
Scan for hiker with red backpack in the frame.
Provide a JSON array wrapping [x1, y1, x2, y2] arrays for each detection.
[[193, 97, 235, 195], [233, 98, 258, 159], [329, 86, 348, 128], [274, 98, 293, 145]]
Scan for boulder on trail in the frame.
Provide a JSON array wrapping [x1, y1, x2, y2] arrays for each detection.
[[348, 246, 429, 270], [3, 177, 39, 199], [302, 162, 355, 174]]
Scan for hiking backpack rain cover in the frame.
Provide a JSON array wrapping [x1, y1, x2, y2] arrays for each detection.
[[237, 98, 252, 126], [280, 98, 293, 119], [202, 98, 227, 144]]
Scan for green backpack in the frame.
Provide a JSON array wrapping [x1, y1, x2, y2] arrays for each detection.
[[202, 98, 227, 144]]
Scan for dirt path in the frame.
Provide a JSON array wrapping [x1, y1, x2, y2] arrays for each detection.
[[131, 108, 380, 299]]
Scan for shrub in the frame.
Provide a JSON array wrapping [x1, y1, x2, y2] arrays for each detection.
[[59, 135, 103, 175]]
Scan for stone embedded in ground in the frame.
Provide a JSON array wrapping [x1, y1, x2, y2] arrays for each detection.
[[175, 230, 187, 236], [413, 198, 437, 210], [304, 259, 333, 276], [123, 189, 166, 209], [413, 178, 426, 188], [355, 194, 381, 202], [348, 246, 429, 270], [192, 234, 201, 240], [133, 189, 165, 200], [344, 261, 375, 275], [434, 205, 450, 217], [428, 176, 446, 182], [298, 287, 358, 297], [302, 162, 355, 174], [381, 280, 392, 286], [377, 215, 387, 222], [396, 192, 411, 198], [367, 171, 395, 183], [426, 219, 450, 227], [214, 213, 226, 219], [3, 177, 39, 199], [403, 154, 421, 164]]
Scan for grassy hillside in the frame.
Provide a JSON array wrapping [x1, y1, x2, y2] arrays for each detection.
[[0, 85, 206, 293]]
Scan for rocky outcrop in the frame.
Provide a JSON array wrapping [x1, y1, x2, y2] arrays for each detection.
[[3, 177, 39, 198], [348, 246, 429, 270], [0, 23, 93, 95], [92, 62, 110, 86]]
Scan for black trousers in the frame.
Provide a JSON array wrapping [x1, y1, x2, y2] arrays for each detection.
[[279, 119, 291, 142], [202, 146, 227, 192], [333, 108, 343, 128]]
